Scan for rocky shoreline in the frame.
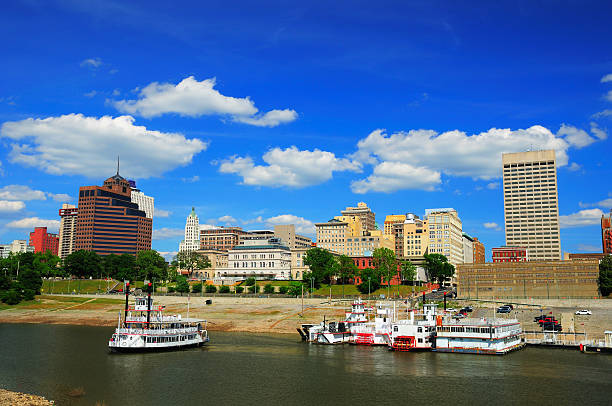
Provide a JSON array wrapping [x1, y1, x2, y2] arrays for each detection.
[[0, 389, 53, 405]]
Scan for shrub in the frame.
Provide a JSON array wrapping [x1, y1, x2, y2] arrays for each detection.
[[357, 279, 380, 294], [248, 285, 258, 294], [219, 285, 230, 293], [22, 289, 36, 301], [191, 283, 202, 293], [167, 286, 176, 293], [287, 282, 303, 296], [263, 283, 274, 294], [205, 285, 217, 293], [175, 276, 190, 294], [278, 286, 289, 295], [235, 286, 244, 294], [244, 277, 256, 286], [1, 289, 21, 305]]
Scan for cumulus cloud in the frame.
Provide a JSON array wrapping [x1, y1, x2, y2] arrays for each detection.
[[182, 175, 200, 183], [219, 146, 361, 188], [265, 214, 315, 236], [152, 227, 185, 240], [590, 122, 607, 140], [218, 215, 237, 224], [567, 162, 582, 172], [6, 217, 60, 232], [559, 209, 604, 228], [601, 73, 612, 83], [0, 185, 47, 201], [483, 222, 501, 230], [84, 90, 97, 98], [557, 124, 596, 148], [351, 162, 441, 193], [592, 109, 612, 119], [48, 193, 71, 202], [607, 90, 612, 102], [0, 200, 25, 212], [80, 57, 102, 68], [577, 244, 602, 252], [1, 114, 207, 178], [111, 76, 298, 127], [486, 182, 500, 190], [579, 197, 612, 209], [157, 251, 178, 261], [154, 209, 172, 218]]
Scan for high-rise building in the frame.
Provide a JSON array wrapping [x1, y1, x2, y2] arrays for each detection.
[[401, 214, 429, 258], [602, 210, 612, 254], [74, 169, 152, 256], [502, 150, 561, 261], [424, 208, 464, 267], [29, 227, 59, 256], [384, 214, 406, 236], [129, 180, 154, 219], [273, 224, 312, 249], [341, 202, 376, 232], [179, 207, 201, 252], [58, 203, 78, 259], [492, 246, 528, 262], [472, 237, 485, 263], [0, 240, 35, 258], [462, 233, 474, 264], [200, 226, 249, 251]]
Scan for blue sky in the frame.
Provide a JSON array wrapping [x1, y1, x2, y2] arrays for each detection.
[[1, 0, 611, 259]]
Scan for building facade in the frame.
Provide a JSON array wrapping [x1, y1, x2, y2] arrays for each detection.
[[200, 226, 249, 251], [58, 204, 78, 259], [273, 224, 312, 249], [315, 218, 347, 254], [216, 237, 292, 280], [492, 246, 528, 262], [0, 240, 35, 258], [74, 171, 152, 256], [290, 247, 310, 280], [424, 208, 463, 267], [602, 210, 612, 254], [502, 150, 561, 261], [29, 227, 59, 256], [184, 249, 228, 279], [130, 187, 154, 219], [179, 207, 201, 252], [456, 260, 600, 299], [473, 237, 485, 263], [341, 202, 376, 231], [462, 233, 474, 264]]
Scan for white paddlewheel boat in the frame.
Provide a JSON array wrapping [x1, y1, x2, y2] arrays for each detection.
[[108, 282, 209, 353], [350, 302, 394, 346], [388, 303, 439, 351], [298, 298, 368, 344]]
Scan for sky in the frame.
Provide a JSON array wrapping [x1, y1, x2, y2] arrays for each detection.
[[1, 0, 611, 260]]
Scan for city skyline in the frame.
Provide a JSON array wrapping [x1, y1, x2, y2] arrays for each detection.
[[0, 1, 611, 260]]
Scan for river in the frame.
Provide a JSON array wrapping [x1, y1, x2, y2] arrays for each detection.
[[0, 323, 610, 405]]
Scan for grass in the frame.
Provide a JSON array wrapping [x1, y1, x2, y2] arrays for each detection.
[[0, 295, 124, 311], [42, 279, 120, 294], [311, 284, 427, 298]]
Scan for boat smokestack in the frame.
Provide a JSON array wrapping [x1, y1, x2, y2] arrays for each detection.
[[124, 281, 130, 328], [146, 282, 152, 327], [444, 292, 447, 311]]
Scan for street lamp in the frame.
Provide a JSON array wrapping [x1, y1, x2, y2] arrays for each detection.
[[368, 277, 371, 300]]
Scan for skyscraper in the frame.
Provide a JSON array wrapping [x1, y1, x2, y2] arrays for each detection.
[[129, 180, 154, 219], [341, 202, 376, 232], [58, 203, 78, 259], [179, 207, 200, 252], [74, 169, 152, 256], [602, 210, 612, 254], [502, 150, 561, 261], [29, 227, 59, 255], [424, 208, 463, 267]]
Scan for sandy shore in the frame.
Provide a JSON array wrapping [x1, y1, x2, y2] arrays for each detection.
[[0, 389, 53, 405]]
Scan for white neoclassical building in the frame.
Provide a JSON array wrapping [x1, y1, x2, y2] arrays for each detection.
[[215, 237, 291, 281], [179, 207, 201, 252]]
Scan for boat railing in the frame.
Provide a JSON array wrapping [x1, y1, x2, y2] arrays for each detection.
[[114, 327, 199, 336]]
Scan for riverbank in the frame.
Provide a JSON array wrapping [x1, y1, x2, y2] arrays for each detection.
[[0, 389, 53, 405]]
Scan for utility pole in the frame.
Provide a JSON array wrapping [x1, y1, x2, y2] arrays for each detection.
[[301, 284, 304, 314]]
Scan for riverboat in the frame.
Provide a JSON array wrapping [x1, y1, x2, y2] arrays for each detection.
[[434, 317, 524, 355], [349, 301, 394, 346], [108, 282, 209, 353], [298, 298, 368, 344], [388, 303, 439, 351]]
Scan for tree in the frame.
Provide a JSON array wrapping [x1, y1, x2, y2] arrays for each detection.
[[423, 253, 455, 286], [263, 283, 274, 294], [303, 248, 336, 286], [191, 283, 203, 293], [235, 286, 244, 294], [599, 255, 612, 297], [334, 255, 358, 298], [373, 248, 397, 297], [399, 259, 417, 297], [287, 282, 303, 296], [244, 277, 256, 286], [357, 267, 381, 294], [64, 250, 102, 278], [205, 284, 217, 293], [175, 251, 211, 278], [175, 276, 190, 294], [18, 268, 43, 294], [136, 250, 168, 281], [219, 285, 230, 293]]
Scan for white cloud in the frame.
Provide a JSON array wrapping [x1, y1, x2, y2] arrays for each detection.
[[352, 126, 572, 182], [557, 124, 596, 148], [152, 227, 184, 240], [199, 224, 219, 231], [157, 251, 178, 261], [0, 185, 47, 201], [182, 175, 200, 183], [606, 90, 612, 102], [597, 198, 612, 208], [84, 90, 97, 98], [486, 182, 500, 190], [111, 76, 298, 127], [48, 193, 71, 202], [483, 222, 501, 230], [590, 122, 607, 140], [218, 215, 237, 224], [351, 161, 441, 193], [219, 146, 361, 188], [265, 214, 315, 236], [559, 209, 604, 228], [567, 162, 582, 172], [1, 114, 207, 178], [154, 209, 172, 218], [577, 243, 602, 252], [0, 200, 25, 212], [592, 109, 612, 119], [112, 89, 121, 96], [601, 73, 612, 83], [80, 58, 102, 68], [6, 217, 60, 232]]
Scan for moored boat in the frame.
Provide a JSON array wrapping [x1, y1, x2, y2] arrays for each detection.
[[434, 317, 524, 355]]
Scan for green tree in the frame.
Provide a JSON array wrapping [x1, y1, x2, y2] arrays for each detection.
[[263, 283, 274, 294], [175, 251, 211, 279], [303, 247, 336, 286], [287, 282, 303, 296], [18, 268, 43, 294], [1, 289, 21, 305], [206, 284, 217, 293], [64, 250, 102, 278], [599, 255, 612, 297], [136, 250, 168, 281], [373, 248, 397, 297], [278, 286, 289, 294], [334, 255, 358, 298], [423, 253, 455, 286], [244, 277, 256, 286], [175, 276, 190, 294], [357, 267, 381, 295], [191, 283, 203, 293], [219, 285, 230, 293], [399, 259, 417, 297], [235, 286, 244, 294]]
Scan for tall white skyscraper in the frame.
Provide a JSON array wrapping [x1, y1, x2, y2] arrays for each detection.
[[130, 190, 154, 219], [58, 203, 78, 259], [502, 150, 561, 261], [179, 207, 201, 252]]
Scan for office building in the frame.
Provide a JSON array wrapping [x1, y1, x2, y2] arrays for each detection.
[[129, 180, 154, 219], [341, 202, 376, 232], [273, 224, 312, 249], [603, 210, 612, 254], [492, 246, 528, 262], [29, 227, 59, 256], [179, 207, 201, 252], [424, 208, 464, 267], [216, 237, 292, 280], [0, 240, 35, 258], [74, 169, 152, 256], [58, 204, 78, 259], [473, 238, 485, 263], [502, 150, 561, 260], [462, 233, 474, 264], [200, 226, 249, 251], [457, 260, 599, 299]]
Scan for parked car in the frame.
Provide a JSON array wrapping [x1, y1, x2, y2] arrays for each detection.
[[575, 309, 592, 315], [496, 306, 511, 314], [538, 317, 559, 325], [461, 306, 473, 312], [453, 313, 467, 319], [542, 322, 562, 332], [446, 308, 457, 312], [503, 304, 514, 310]]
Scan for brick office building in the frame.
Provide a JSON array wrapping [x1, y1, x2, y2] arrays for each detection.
[[492, 246, 528, 263], [29, 226, 59, 256], [74, 170, 152, 256], [602, 210, 612, 254]]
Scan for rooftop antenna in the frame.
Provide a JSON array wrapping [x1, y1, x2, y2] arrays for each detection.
[[116, 155, 120, 175]]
